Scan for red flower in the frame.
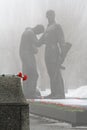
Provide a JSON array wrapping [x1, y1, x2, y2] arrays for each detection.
[[17, 72, 23, 78], [17, 72, 28, 81], [23, 75, 28, 81]]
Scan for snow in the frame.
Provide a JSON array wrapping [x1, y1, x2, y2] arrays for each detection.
[[28, 86, 87, 108], [66, 86, 87, 98], [40, 89, 51, 96], [40, 86, 87, 98], [30, 99, 87, 107]]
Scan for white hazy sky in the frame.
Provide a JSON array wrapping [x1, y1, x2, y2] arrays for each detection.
[[0, 0, 87, 89]]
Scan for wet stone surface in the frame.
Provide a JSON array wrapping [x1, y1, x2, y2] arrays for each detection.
[[30, 114, 87, 130]]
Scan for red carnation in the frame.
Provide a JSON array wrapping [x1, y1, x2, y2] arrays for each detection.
[[17, 72, 23, 77], [23, 74, 28, 81]]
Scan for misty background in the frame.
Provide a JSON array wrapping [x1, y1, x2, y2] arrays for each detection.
[[0, 0, 87, 91]]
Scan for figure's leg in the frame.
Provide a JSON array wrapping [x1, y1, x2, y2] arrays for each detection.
[[22, 56, 38, 99], [44, 47, 65, 99], [45, 58, 65, 99], [51, 69, 65, 99], [45, 59, 56, 97]]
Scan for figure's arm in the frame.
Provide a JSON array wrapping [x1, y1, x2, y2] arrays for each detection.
[[38, 33, 47, 47], [56, 24, 66, 64], [57, 24, 65, 53], [57, 25, 72, 64]]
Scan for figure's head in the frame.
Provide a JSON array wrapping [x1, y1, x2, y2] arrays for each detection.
[[46, 10, 55, 24], [33, 24, 44, 35]]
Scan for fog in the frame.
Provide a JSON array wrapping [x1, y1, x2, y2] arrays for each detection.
[[0, 0, 87, 90]]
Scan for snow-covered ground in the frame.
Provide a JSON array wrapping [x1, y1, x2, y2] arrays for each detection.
[[30, 98, 87, 108], [28, 86, 87, 110], [40, 86, 87, 98], [66, 86, 87, 98]]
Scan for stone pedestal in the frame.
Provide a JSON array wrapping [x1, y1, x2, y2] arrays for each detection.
[[0, 75, 29, 130], [29, 101, 87, 127]]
